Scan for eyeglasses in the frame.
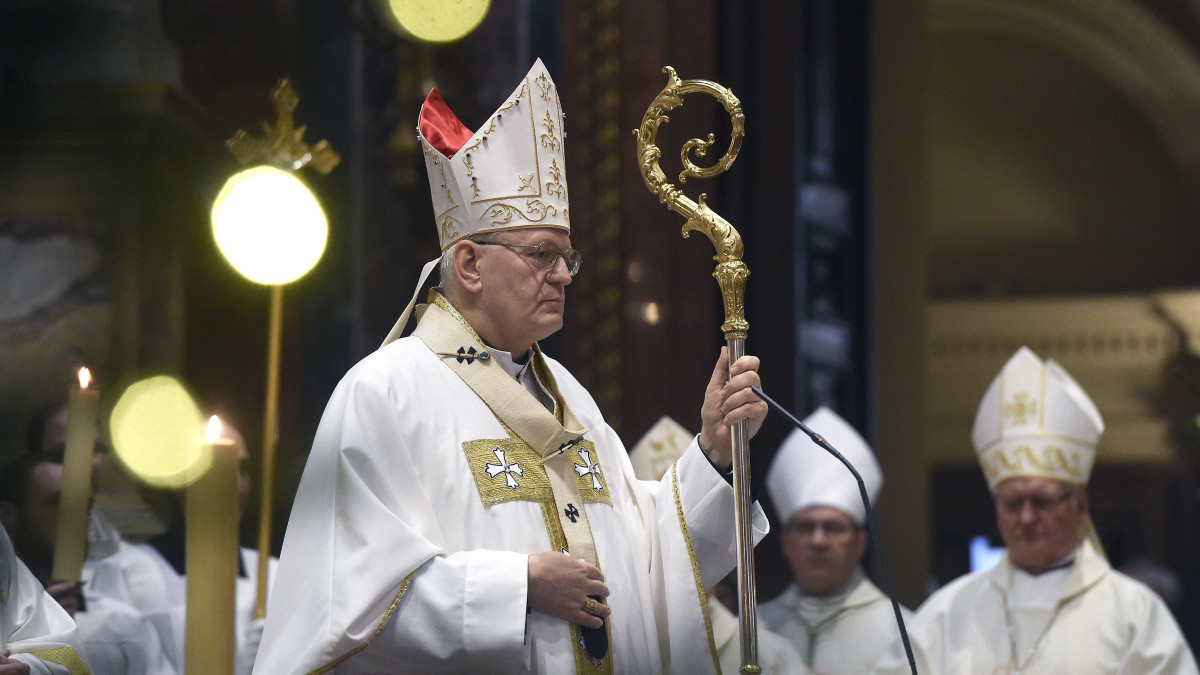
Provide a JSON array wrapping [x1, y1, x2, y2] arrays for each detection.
[[995, 488, 1076, 516], [784, 520, 858, 539], [475, 240, 582, 276]]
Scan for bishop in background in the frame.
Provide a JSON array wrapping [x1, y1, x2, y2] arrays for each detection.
[[875, 347, 1198, 674], [254, 59, 769, 674]]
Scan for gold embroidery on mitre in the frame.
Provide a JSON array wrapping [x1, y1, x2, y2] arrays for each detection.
[[479, 82, 528, 138], [981, 443, 1085, 486], [546, 159, 566, 199], [535, 72, 554, 101], [1002, 391, 1037, 428], [541, 110, 561, 150]]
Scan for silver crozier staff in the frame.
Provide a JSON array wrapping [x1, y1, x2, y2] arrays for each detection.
[[634, 66, 759, 674]]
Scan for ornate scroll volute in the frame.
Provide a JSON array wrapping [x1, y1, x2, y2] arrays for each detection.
[[634, 66, 749, 341]]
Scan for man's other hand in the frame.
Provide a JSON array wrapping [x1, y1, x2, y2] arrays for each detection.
[[528, 551, 610, 629]]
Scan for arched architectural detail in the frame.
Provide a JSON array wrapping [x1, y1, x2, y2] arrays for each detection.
[[928, 0, 1200, 183]]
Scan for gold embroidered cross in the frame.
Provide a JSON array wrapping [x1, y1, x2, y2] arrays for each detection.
[[1003, 392, 1036, 426]]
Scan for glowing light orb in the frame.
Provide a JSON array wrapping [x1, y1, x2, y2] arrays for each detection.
[[386, 0, 490, 43], [109, 376, 209, 488], [211, 165, 328, 285]]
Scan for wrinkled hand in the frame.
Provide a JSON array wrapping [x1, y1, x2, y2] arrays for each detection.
[[698, 347, 766, 470], [527, 551, 610, 629], [0, 650, 30, 675], [45, 581, 79, 618]]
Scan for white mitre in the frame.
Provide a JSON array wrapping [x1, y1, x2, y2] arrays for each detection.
[[629, 416, 694, 481], [765, 407, 881, 527], [971, 346, 1104, 492], [382, 58, 571, 346], [418, 57, 570, 251]]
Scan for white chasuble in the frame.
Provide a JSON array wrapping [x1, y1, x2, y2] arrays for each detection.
[[254, 296, 768, 674], [709, 598, 806, 675], [872, 539, 1198, 674], [759, 573, 911, 675], [0, 528, 92, 674]]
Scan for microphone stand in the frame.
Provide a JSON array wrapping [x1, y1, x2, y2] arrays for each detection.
[[751, 385, 918, 675]]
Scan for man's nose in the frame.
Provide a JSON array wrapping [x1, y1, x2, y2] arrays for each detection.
[[548, 255, 573, 283]]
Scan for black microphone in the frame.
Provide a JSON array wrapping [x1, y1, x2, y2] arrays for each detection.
[[751, 385, 918, 675]]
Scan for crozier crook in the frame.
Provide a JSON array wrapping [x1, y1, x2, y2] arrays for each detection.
[[634, 66, 759, 675]]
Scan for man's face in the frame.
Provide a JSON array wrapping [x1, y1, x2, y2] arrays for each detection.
[[1, 461, 62, 575], [472, 227, 573, 353], [993, 476, 1087, 573], [779, 505, 868, 596]]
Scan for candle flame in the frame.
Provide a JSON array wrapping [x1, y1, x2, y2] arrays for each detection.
[[78, 367, 92, 389], [205, 415, 223, 443]]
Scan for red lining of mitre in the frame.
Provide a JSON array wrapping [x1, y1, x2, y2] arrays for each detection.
[[419, 88, 473, 158]]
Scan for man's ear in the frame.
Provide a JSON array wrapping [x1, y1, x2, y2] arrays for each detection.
[[452, 240, 484, 294]]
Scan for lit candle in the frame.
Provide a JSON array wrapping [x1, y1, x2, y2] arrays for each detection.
[[51, 367, 98, 583], [184, 416, 238, 675]]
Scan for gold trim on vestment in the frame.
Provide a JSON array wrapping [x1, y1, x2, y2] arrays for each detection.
[[28, 647, 92, 675], [416, 292, 614, 673], [539, 501, 614, 675], [307, 571, 417, 675], [464, 434, 612, 507], [671, 463, 721, 672]]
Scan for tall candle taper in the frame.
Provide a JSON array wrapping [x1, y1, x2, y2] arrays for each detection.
[[52, 367, 98, 582], [185, 416, 238, 675]]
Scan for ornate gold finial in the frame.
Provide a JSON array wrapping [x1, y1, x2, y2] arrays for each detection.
[[634, 66, 748, 341], [226, 79, 341, 175]]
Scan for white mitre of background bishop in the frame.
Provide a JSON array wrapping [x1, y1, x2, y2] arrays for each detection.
[[418, 57, 570, 251], [766, 406, 881, 527], [972, 346, 1104, 491], [629, 415, 694, 482]]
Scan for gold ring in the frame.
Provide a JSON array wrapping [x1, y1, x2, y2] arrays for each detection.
[[585, 599, 599, 613]]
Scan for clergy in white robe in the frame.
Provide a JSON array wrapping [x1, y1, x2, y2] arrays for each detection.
[[72, 594, 175, 675], [881, 537, 1197, 674], [875, 347, 1198, 674], [709, 588, 806, 675], [0, 451, 164, 675], [254, 291, 769, 673], [86, 529, 276, 675], [630, 419, 805, 675], [0, 526, 91, 674], [761, 408, 912, 674], [87, 418, 276, 675], [256, 55, 773, 675]]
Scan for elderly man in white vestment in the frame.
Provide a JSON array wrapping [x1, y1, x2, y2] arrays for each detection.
[[0, 525, 91, 674], [758, 407, 911, 674], [0, 453, 174, 675], [630, 417, 806, 675], [875, 347, 1199, 674], [253, 58, 770, 674]]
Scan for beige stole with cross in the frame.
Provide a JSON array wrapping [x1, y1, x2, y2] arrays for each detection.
[[413, 292, 614, 674]]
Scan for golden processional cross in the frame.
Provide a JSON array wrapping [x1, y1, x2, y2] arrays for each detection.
[[635, 66, 759, 674]]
